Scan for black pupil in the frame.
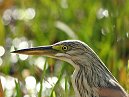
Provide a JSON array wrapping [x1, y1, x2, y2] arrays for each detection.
[[63, 46, 67, 50]]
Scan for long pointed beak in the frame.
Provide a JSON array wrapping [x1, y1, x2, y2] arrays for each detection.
[[11, 46, 57, 56]]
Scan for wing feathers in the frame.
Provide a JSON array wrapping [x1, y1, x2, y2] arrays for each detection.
[[98, 87, 128, 97]]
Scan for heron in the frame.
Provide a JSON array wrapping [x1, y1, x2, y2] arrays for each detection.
[[12, 40, 128, 97]]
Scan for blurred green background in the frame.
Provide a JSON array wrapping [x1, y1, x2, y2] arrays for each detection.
[[0, 0, 129, 97]]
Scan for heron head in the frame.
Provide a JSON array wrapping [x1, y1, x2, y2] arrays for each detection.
[[12, 40, 89, 67]]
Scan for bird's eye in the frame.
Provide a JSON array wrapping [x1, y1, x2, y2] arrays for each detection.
[[62, 46, 68, 51]]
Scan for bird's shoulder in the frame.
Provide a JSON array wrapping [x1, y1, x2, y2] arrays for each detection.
[[98, 79, 128, 97]]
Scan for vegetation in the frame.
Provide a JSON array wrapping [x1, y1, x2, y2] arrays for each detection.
[[0, 0, 129, 96]]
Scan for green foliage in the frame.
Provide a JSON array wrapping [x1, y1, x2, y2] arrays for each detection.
[[38, 60, 47, 97], [15, 80, 22, 97]]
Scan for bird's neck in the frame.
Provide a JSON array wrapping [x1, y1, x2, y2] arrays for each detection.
[[69, 50, 128, 97], [72, 66, 99, 97], [71, 54, 115, 97], [71, 55, 128, 97]]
